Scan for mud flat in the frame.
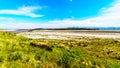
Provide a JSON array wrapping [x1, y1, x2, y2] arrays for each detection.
[[17, 30, 120, 40]]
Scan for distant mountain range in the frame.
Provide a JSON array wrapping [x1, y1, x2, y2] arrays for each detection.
[[32, 27, 99, 30], [32, 27, 120, 30], [1, 27, 120, 32]]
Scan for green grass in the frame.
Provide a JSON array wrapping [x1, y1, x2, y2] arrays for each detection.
[[0, 31, 120, 68]]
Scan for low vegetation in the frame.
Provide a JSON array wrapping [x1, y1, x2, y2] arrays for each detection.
[[0, 31, 120, 68]]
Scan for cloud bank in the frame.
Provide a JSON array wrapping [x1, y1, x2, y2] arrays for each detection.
[[0, 17, 14, 21], [0, 6, 43, 18]]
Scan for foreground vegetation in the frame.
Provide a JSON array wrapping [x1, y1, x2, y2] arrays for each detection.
[[0, 31, 120, 68]]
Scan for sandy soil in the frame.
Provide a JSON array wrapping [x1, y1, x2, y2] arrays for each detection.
[[17, 30, 120, 40]]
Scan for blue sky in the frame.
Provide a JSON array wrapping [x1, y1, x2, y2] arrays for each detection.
[[0, 0, 120, 29]]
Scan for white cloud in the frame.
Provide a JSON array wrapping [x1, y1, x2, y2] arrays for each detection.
[[0, 17, 14, 21], [86, 0, 120, 27], [49, 0, 120, 27], [0, 6, 43, 18]]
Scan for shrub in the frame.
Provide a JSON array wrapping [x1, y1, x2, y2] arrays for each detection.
[[8, 51, 23, 61], [57, 50, 82, 68]]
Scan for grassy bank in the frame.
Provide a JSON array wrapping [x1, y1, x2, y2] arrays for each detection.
[[0, 31, 120, 68]]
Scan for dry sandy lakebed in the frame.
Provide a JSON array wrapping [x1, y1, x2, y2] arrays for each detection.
[[17, 30, 120, 40]]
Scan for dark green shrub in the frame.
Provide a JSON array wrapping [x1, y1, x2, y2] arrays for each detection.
[[34, 51, 42, 60], [8, 51, 23, 61], [0, 56, 4, 62], [57, 50, 82, 68]]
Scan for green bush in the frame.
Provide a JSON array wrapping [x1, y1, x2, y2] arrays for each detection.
[[57, 50, 82, 68], [8, 51, 23, 61]]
